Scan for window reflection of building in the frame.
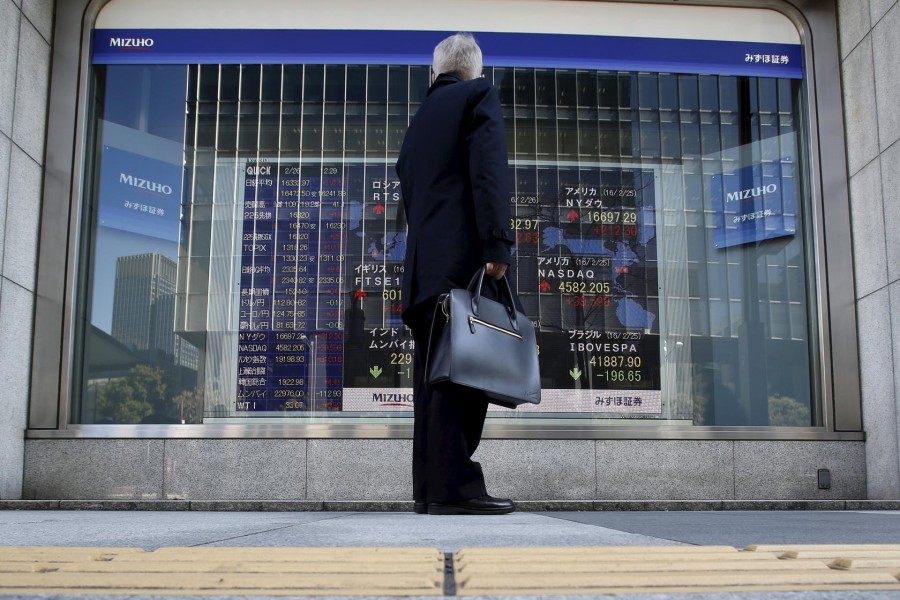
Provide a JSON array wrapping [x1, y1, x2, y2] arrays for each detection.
[[112, 253, 199, 370]]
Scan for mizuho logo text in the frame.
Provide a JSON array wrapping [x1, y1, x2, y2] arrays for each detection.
[[120, 173, 173, 196], [726, 183, 778, 203], [109, 37, 154, 48]]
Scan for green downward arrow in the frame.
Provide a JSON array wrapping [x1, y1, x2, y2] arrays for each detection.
[[570, 367, 582, 380], [369, 365, 383, 378]]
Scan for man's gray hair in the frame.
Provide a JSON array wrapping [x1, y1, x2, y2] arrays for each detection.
[[432, 32, 483, 80]]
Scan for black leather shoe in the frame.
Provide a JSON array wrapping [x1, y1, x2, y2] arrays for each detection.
[[427, 495, 515, 515], [413, 501, 427, 514]]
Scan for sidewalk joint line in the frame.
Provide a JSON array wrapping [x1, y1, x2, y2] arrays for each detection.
[[187, 512, 359, 547], [185, 523, 309, 547]]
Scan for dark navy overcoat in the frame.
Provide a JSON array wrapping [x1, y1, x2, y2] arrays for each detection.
[[396, 73, 514, 325]]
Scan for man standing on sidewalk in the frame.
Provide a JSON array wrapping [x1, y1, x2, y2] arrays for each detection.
[[396, 33, 515, 516]]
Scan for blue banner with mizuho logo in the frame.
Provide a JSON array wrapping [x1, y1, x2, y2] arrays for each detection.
[[711, 163, 797, 249], [92, 29, 803, 79], [97, 145, 183, 242]]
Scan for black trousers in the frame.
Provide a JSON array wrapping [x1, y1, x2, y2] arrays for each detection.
[[408, 299, 489, 504]]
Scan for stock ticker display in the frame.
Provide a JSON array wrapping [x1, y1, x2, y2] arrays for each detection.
[[237, 159, 661, 415], [91, 27, 806, 420]]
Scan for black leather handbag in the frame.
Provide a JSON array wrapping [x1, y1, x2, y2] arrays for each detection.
[[426, 268, 541, 409]]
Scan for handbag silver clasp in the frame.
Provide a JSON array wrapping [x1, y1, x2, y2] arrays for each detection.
[[467, 315, 524, 340]]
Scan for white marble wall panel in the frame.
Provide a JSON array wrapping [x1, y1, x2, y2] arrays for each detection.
[[0, 0, 21, 138], [858, 289, 900, 498], [21, 0, 53, 43], [164, 440, 307, 501], [0, 278, 32, 499], [842, 0, 900, 500], [0, 0, 48, 500], [841, 37, 880, 176], [872, 4, 900, 150], [476, 440, 595, 501], [0, 134, 10, 272], [849, 158, 888, 299], [595, 441, 734, 500], [882, 142, 900, 284], [892, 280, 900, 494], [870, 0, 897, 24], [23, 440, 166, 500], [11, 17, 49, 163], [838, 0, 871, 59], [3, 146, 41, 291], [19, 439, 870, 501], [734, 441, 867, 500], [306, 439, 412, 501]]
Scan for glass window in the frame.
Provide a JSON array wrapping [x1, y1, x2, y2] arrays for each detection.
[[75, 65, 199, 424], [76, 29, 817, 428]]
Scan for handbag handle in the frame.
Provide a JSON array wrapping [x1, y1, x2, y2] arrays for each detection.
[[467, 267, 520, 332]]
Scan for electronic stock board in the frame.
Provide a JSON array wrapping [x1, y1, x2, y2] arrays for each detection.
[[93, 25, 803, 417]]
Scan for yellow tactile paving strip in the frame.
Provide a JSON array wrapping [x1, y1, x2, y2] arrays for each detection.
[[0, 547, 445, 596], [453, 545, 900, 596], [0, 545, 900, 596]]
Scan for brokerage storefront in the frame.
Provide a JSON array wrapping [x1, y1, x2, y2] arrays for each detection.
[[23, 0, 865, 502]]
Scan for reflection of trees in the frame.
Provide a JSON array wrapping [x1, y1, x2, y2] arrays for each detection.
[[769, 395, 811, 427], [692, 374, 710, 425], [95, 365, 169, 423], [692, 366, 811, 427], [173, 387, 205, 424], [92, 366, 207, 424]]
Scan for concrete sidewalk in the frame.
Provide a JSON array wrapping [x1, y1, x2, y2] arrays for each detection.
[[1, 510, 900, 598], [3, 509, 900, 549]]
